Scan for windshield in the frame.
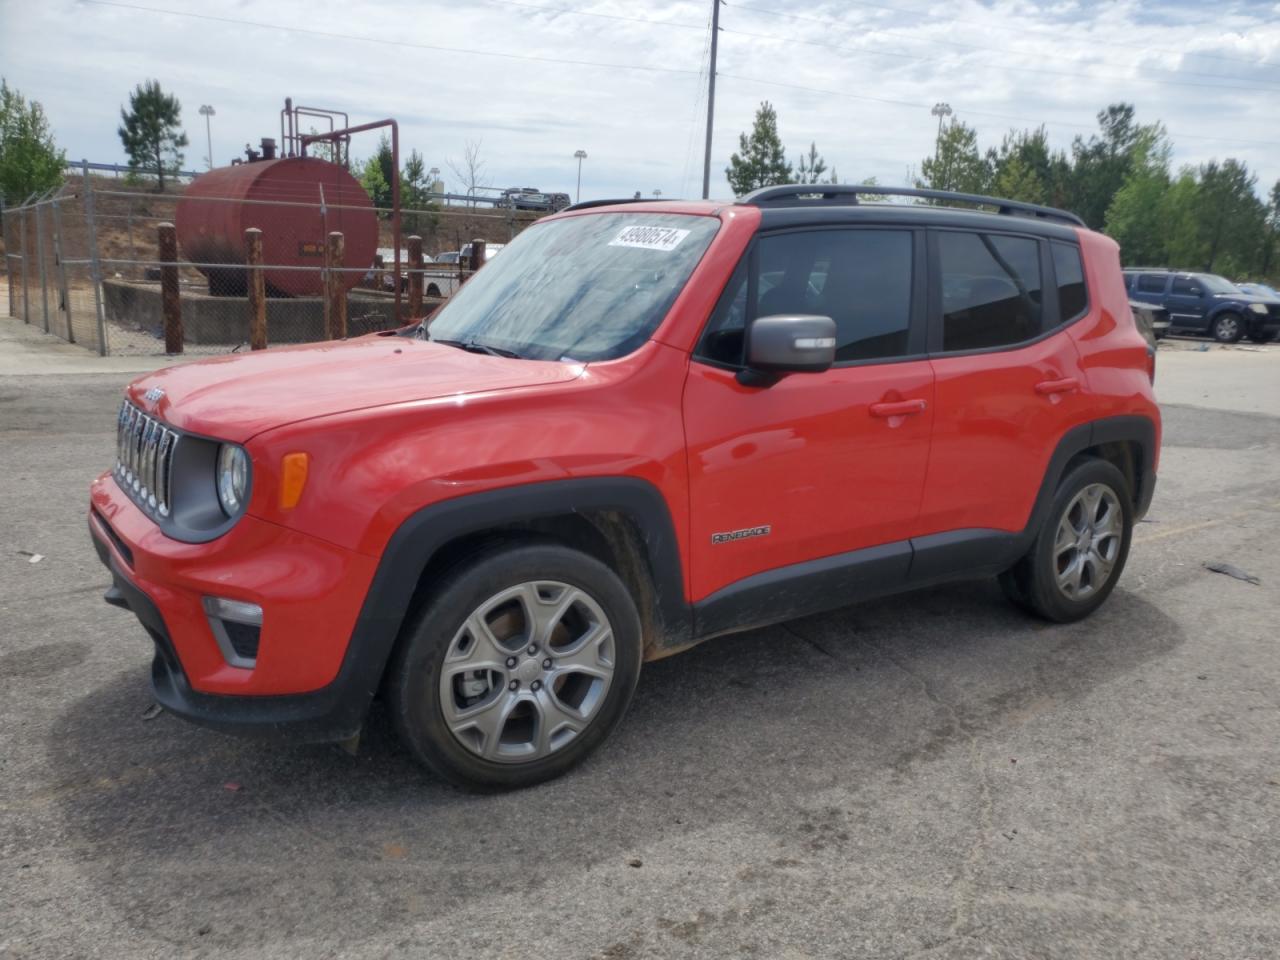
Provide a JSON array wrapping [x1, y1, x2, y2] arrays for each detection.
[[1196, 274, 1240, 294], [425, 213, 720, 361]]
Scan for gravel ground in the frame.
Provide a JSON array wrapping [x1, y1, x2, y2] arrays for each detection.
[[1, 320, 1278, 959]]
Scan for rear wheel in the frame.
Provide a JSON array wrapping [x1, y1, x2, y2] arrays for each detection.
[[1212, 312, 1244, 343], [388, 543, 643, 790], [999, 458, 1133, 623], [426, 283, 441, 299]]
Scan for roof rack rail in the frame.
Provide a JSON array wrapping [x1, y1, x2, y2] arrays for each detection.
[[561, 197, 659, 212], [738, 184, 1086, 227]]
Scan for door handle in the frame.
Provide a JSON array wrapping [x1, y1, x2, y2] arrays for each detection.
[[1034, 377, 1079, 396], [869, 399, 927, 418]]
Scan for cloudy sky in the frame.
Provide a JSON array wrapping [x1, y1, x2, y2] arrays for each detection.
[[3, 0, 1279, 203]]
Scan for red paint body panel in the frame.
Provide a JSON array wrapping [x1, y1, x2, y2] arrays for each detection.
[[94, 202, 1160, 702], [683, 359, 935, 599], [175, 157, 376, 297], [91, 474, 377, 694]]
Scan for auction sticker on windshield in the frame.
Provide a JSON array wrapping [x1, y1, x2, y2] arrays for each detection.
[[608, 224, 691, 252]]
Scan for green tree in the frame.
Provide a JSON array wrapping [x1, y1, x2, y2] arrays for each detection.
[[917, 119, 989, 194], [358, 134, 395, 210], [1104, 129, 1173, 267], [1260, 180, 1280, 279], [795, 141, 830, 184], [0, 79, 65, 204], [117, 80, 188, 191], [725, 101, 793, 196], [1192, 158, 1265, 276], [1065, 103, 1160, 229], [401, 149, 440, 234], [1161, 170, 1203, 271]]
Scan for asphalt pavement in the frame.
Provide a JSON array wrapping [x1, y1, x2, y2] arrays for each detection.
[[1, 318, 1278, 959]]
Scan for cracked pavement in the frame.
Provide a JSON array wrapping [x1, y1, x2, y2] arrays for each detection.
[[1, 325, 1278, 958]]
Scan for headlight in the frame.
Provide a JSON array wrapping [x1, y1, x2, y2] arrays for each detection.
[[1248, 302, 1268, 315], [216, 444, 250, 516]]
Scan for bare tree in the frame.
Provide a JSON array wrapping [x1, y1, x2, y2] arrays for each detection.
[[447, 138, 490, 206]]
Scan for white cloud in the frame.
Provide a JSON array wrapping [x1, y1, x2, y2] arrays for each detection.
[[1, 0, 1277, 200]]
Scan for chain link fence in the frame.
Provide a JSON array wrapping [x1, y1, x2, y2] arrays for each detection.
[[2, 163, 543, 356]]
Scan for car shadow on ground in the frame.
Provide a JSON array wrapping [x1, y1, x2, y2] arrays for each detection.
[[41, 578, 1184, 951]]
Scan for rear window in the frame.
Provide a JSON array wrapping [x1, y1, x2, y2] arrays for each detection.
[[1051, 242, 1087, 322]]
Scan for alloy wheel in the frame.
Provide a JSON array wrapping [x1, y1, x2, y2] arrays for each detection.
[[438, 581, 615, 763], [1053, 483, 1123, 601]]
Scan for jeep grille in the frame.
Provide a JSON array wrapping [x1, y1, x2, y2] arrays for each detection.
[[115, 401, 179, 517]]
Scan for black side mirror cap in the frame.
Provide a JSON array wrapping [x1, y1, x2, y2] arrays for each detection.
[[737, 314, 836, 386]]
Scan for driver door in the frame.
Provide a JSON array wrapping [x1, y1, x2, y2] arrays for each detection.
[[682, 227, 934, 604]]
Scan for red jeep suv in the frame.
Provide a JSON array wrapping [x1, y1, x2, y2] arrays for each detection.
[[91, 185, 1160, 789]]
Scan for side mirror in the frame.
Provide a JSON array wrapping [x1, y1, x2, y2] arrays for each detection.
[[738, 314, 836, 386]]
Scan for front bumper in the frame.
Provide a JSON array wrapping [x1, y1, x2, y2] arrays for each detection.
[[90, 472, 385, 742]]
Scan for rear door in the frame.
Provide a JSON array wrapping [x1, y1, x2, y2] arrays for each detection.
[[683, 225, 933, 602], [920, 229, 1093, 537], [1166, 275, 1210, 331], [1130, 272, 1169, 308]]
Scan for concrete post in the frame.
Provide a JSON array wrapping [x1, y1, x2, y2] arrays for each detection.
[[82, 159, 109, 355]]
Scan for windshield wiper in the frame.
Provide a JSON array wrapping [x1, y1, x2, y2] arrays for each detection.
[[430, 337, 524, 359]]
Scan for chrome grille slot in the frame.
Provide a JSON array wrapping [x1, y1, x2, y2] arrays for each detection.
[[114, 401, 180, 519]]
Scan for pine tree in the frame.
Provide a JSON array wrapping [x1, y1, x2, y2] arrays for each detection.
[[795, 142, 828, 185], [118, 80, 188, 191], [725, 102, 793, 197]]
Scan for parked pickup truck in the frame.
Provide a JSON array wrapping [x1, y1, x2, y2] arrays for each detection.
[[1124, 268, 1280, 343]]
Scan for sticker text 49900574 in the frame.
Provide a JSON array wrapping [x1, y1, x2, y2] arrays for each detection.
[[608, 224, 691, 252]]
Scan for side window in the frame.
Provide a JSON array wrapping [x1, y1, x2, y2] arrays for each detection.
[[1137, 274, 1166, 294], [698, 229, 914, 366], [1051, 242, 1088, 323], [937, 231, 1042, 351], [1171, 277, 1201, 296]]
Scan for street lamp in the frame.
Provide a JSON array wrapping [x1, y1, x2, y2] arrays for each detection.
[[198, 104, 216, 169], [574, 149, 587, 203], [652, 188, 662, 199], [930, 102, 952, 151]]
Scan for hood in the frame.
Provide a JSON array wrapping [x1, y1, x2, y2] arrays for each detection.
[[127, 335, 584, 443], [1214, 291, 1280, 306]]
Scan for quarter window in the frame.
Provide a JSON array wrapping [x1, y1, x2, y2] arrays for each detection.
[[698, 229, 914, 366], [1136, 274, 1166, 294], [1051, 242, 1088, 322], [938, 231, 1043, 351]]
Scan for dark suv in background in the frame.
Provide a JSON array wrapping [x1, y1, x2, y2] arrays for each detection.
[[1124, 268, 1280, 343]]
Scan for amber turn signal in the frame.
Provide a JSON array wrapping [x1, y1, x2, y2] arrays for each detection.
[[279, 452, 309, 509]]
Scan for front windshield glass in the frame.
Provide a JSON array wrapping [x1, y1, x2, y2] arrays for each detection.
[[1197, 274, 1240, 294], [425, 213, 720, 361]]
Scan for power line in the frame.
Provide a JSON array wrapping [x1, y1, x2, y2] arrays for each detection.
[[721, 19, 1280, 91], [82, 0, 704, 77], [485, 0, 1280, 93], [485, 0, 707, 32], [726, 0, 1280, 70], [717, 72, 1280, 148]]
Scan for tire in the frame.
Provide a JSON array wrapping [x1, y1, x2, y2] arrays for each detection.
[[426, 284, 441, 299], [999, 458, 1133, 623], [388, 542, 643, 790], [1211, 312, 1245, 343]]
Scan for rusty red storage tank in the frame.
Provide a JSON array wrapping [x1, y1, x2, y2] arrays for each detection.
[[175, 157, 377, 297]]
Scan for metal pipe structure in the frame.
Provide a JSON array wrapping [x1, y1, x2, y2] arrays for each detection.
[[301, 119, 401, 322]]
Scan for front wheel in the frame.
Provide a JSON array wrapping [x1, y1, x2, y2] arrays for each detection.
[[999, 458, 1133, 623], [1248, 329, 1276, 344], [388, 543, 643, 790], [1212, 312, 1244, 343]]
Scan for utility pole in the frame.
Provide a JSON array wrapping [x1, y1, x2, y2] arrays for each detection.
[[574, 149, 587, 203], [700, 0, 721, 199]]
